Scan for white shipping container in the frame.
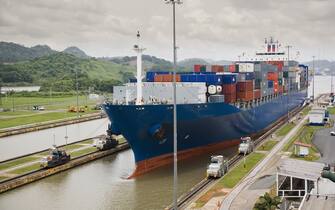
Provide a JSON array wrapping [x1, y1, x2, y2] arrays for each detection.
[[238, 63, 255, 72], [113, 82, 207, 104]]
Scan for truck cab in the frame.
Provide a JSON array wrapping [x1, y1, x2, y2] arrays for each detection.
[[238, 137, 254, 155], [206, 155, 228, 178]]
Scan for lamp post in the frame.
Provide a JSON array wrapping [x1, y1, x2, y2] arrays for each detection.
[[312, 56, 315, 101], [165, 0, 182, 209], [76, 68, 79, 118], [286, 45, 292, 121]]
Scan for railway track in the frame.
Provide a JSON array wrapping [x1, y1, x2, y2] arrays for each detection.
[[166, 104, 308, 210]]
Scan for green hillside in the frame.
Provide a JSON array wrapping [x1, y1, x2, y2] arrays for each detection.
[[0, 42, 56, 63], [0, 53, 135, 92]]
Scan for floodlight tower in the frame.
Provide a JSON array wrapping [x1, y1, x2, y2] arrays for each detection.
[[165, 0, 182, 209]]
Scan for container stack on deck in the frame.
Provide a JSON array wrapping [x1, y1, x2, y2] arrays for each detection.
[[122, 60, 308, 105]]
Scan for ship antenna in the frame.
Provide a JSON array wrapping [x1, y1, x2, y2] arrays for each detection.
[[134, 31, 145, 105]]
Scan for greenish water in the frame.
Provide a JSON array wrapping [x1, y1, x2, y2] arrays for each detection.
[[0, 147, 236, 210]]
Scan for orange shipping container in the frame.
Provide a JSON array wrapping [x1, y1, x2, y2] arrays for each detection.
[[154, 74, 180, 82], [237, 91, 253, 101], [211, 65, 224, 72], [222, 84, 236, 94], [237, 81, 254, 92], [267, 72, 278, 81], [254, 89, 261, 99]]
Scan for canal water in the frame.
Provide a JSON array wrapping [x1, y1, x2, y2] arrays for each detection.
[[0, 118, 109, 161], [0, 75, 332, 209], [0, 147, 237, 210]]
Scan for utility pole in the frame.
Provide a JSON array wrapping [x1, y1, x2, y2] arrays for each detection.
[[11, 90, 15, 112], [286, 45, 292, 121], [165, 0, 182, 209], [65, 126, 68, 146], [0, 79, 2, 106], [312, 56, 315, 101], [76, 68, 79, 118], [331, 72, 333, 95]]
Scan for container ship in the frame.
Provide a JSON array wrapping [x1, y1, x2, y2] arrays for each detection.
[[103, 37, 309, 177]]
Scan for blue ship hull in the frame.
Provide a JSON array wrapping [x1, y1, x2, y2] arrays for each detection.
[[103, 91, 306, 176]]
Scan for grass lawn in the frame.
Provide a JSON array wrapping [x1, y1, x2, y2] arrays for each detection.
[[1, 95, 90, 109], [0, 95, 100, 129], [217, 152, 265, 188], [195, 152, 265, 208], [0, 110, 99, 129], [0, 156, 40, 171], [69, 147, 97, 158], [0, 111, 34, 117], [60, 144, 86, 151], [0, 176, 8, 181], [10, 163, 41, 175], [302, 106, 312, 116], [79, 139, 94, 144], [258, 140, 278, 151], [276, 123, 295, 136], [282, 125, 322, 161], [328, 107, 335, 115]]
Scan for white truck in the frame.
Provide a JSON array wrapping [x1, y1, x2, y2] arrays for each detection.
[[238, 137, 254, 155], [206, 155, 228, 178]]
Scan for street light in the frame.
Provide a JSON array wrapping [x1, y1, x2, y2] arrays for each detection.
[[286, 45, 292, 122], [165, 0, 182, 209], [75, 68, 79, 118], [312, 56, 315, 101]]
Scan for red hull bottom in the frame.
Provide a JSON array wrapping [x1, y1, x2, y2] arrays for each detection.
[[128, 139, 241, 179]]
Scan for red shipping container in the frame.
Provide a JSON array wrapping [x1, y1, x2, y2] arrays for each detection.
[[237, 91, 253, 101], [253, 89, 261, 99], [274, 84, 279, 93], [222, 84, 236, 94], [194, 64, 201, 72], [237, 81, 254, 92], [267, 72, 279, 81], [229, 64, 236, 73], [224, 93, 236, 103]]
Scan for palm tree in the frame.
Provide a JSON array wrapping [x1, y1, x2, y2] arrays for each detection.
[[254, 192, 281, 210]]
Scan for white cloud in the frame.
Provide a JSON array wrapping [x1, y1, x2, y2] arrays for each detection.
[[0, 0, 334, 61]]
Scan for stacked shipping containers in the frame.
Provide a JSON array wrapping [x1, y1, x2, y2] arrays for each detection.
[[144, 60, 305, 104], [222, 74, 237, 103]]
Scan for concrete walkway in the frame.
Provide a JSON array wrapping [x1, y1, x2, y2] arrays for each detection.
[[220, 114, 309, 210]]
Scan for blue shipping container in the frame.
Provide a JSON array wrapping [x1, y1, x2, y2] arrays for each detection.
[[268, 80, 274, 88], [222, 75, 237, 84], [129, 78, 137, 83]]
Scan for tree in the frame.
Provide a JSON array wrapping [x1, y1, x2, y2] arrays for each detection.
[[253, 192, 281, 210]]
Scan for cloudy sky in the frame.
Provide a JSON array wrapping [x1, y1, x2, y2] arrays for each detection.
[[0, 0, 334, 61]]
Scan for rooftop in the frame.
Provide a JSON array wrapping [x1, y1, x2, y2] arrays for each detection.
[[300, 194, 335, 210], [277, 158, 324, 181]]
